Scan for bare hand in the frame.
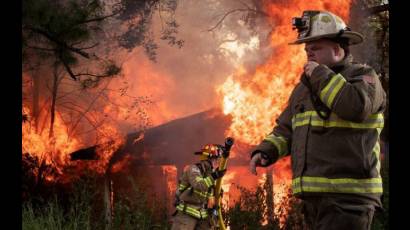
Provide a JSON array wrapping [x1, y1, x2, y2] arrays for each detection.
[[304, 61, 319, 77], [249, 153, 268, 175]]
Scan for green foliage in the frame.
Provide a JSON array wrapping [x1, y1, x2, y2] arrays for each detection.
[[22, 0, 183, 84], [224, 181, 305, 230], [22, 176, 96, 230], [22, 173, 170, 230], [23, 0, 99, 56], [23, 197, 66, 230], [117, 0, 183, 61], [111, 177, 169, 229], [225, 185, 266, 229]]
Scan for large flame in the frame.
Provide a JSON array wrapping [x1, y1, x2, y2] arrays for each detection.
[[22, 105, 82, 176], [218, 0, 352, 145], [22, 99, 125, 180], [217, 0, 353, 226]]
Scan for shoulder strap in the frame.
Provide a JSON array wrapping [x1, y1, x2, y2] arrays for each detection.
[[195, 163, 205, 177]]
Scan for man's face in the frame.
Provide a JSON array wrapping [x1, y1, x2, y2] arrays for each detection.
[[304, 39, 343, 67], [210, 158, 219, 168]]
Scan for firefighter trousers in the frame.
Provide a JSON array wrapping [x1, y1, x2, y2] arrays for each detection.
[[171, 211, 212, 230], [302, 196, 376, 230]]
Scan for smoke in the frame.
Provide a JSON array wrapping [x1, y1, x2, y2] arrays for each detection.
[[22, 0, 275, 149], [117, 0, 273, 127]]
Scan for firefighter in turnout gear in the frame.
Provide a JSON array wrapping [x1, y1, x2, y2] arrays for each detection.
[[171, 144, 227, 230], [249, 10, 386, 230]]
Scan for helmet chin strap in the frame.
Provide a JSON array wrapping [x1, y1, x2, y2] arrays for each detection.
[[200, 158, 214, 168]]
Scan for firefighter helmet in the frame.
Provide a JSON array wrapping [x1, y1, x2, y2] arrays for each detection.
[[290, 10, 363, 45], [195, 144, 224, 160]]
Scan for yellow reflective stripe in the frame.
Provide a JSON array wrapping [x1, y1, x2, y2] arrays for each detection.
[[292, 111, 384, 129], [293, 186, 302, 193], [373, 141, 381, 174], [320, 73, 340, 98], [292, 119, 310, 130], [292, 177, 302, 193], [293, 111, 315, 120], [292, 176, 383, 194], [264, 134, 289, 157], [178, 184, 214, 198], [294, 186, 383, 193], [179, 186, 214, 198], [179, 183, 188, 191], [320, 73, 346, 108], [291, 111, 315, 130], [310, 120, 384, 129], [176, 204, 208, 219], [205, 176, 214, 187], [195, 176, 214, 188], [300, 177, 382, 184], [194, 190, 214, 198]]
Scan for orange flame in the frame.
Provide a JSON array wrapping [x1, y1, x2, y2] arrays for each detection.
[[162, 165, 178, 196], [22, 102, 125, 180], [22, 105, 82, 176], [218, 0, 352, 145], [111, 153, 134, 174], [220, 170, 237, 206]]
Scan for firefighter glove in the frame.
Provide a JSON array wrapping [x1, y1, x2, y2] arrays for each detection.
[[211, 168, 226, 180]]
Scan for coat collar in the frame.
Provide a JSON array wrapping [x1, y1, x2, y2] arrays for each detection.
[[329, 54, 353, 73]]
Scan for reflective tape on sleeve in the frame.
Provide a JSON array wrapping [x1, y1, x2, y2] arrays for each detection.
[[320, 73, 347, 108]]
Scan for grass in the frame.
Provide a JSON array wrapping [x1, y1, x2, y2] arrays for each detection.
[[22, 174, 170, 230]]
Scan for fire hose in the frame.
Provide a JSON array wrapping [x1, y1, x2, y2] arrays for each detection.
[[214, 137, 234, 230]]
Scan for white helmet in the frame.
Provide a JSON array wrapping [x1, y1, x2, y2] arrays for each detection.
[[289, 10, 363, 45]]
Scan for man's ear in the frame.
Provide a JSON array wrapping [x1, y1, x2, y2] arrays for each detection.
[[333, 44, 344, 58]]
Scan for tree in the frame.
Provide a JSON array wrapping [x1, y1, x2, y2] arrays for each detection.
[[22, 0, 182, 142], [349, 0, 389, 141], [21, 0, 183, 202]]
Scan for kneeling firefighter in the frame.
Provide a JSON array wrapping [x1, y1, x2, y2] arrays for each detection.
[[171, 138, 233, 230]]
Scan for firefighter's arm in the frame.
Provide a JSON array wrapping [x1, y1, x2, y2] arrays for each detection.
[[250, 103, 293, 168], [309, 64, 386, 122], [186, 165, 215, 192]]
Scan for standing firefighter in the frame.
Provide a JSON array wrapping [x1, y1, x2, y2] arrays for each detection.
[[171, 143, 229, 230], [249, 10, 386, 230]]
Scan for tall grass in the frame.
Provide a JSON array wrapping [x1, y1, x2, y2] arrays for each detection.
[[22, 174, 171, 230]]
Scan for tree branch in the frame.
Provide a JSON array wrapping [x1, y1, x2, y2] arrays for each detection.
[[26, 26, 91, 59], [207, 8, 268, 32], [77, 12, 120, 25], [73, 72, 113, 78], [26, 45, 56, 52], [59, 54, 78, 80], [68, 81, 111, 138], [75, 42, 100, 50], [367, 4, 389, 15], [208, 9, 248, 32]]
